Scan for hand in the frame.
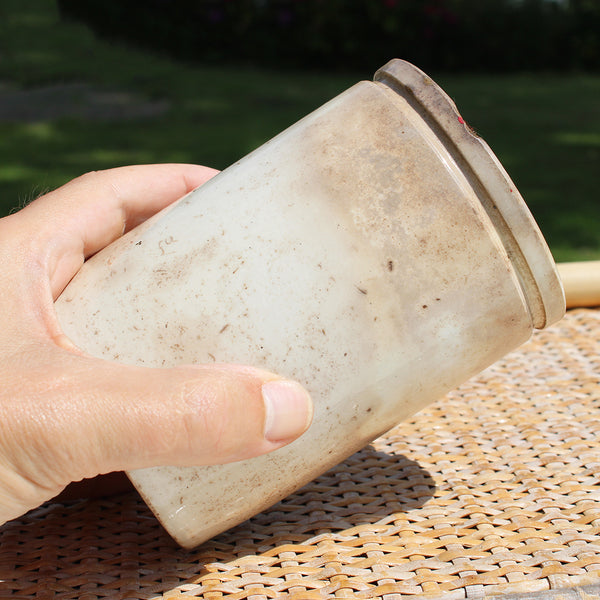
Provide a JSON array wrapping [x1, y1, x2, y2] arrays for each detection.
[[0, 164, 313, 525]]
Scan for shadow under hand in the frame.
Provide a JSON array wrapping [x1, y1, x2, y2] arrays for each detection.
[[0, 445, 435, 598]]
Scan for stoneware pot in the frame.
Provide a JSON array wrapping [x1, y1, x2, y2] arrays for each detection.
[[55, 59, 565, 548]]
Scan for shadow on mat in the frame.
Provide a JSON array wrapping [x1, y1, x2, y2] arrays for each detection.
[[215, 445, 436, 552], [0, 445, 435, 598]]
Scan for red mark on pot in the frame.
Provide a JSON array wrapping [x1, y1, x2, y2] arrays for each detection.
[[458, 116, 465, 125]]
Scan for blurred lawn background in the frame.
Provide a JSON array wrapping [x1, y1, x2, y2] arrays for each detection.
[[0, 0, 598, 261]]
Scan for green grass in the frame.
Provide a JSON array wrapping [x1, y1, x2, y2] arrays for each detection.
[[1, 0, 598, 261], [437, 73, 600, 262]]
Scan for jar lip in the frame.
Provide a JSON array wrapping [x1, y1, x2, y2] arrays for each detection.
[[374, 59, 565, 329]]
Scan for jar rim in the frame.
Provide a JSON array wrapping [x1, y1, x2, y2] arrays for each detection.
[[374, 59, 565, 329]]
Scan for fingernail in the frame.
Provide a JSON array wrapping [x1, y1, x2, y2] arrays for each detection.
[[262, 380, 313, 443]]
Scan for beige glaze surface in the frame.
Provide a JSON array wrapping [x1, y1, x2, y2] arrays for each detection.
[[55, 60, 564, 547]]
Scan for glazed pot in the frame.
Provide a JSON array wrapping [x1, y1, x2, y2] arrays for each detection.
[[55, 59, 565, 548]]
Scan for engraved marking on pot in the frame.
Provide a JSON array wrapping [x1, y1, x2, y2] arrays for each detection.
[[158, 235, 175, 255]]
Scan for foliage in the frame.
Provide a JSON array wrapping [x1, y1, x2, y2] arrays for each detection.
[[56, 0, 600, 72]]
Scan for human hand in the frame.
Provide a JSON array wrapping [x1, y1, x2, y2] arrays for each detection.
[[0, 164, 313, 525]]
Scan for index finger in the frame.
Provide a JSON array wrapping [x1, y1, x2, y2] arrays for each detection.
[[19, 164, 218, 297], [26, 163, 218, 254]]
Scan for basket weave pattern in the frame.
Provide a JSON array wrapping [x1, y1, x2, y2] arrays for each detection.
[[1, 309, 599, 599]]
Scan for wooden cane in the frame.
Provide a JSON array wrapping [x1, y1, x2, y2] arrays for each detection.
[[557, 261, 600, 309]]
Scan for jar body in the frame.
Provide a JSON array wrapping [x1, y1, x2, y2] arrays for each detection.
[[55, 60, 564, 548]]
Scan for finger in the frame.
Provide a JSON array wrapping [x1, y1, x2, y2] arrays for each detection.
[[2, 354, 313, 499], [80, 362, 313, 471], [18, 164, 219, 297], [25, 163, 218, 247]]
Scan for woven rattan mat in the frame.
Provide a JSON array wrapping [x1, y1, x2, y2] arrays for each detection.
[[1, 308, 599, 600]]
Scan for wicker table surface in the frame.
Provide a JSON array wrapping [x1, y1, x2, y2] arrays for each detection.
[[1, 308, 599, 600]]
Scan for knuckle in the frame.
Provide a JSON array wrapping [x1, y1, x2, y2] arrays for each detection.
[[176, 372, 256, 464]]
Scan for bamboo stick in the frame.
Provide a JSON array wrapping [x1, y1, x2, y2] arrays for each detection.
[[557, 261, 600, 309]]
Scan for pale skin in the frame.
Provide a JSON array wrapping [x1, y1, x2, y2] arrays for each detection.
[[0, 164, 313, 526]]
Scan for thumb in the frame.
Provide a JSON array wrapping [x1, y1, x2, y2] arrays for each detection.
[[65, 359, 314, 476], [1, 352, 313, 517], [92, 361, 314, 471]]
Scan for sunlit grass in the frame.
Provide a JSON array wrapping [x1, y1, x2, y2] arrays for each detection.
[[0, 0, 598, 261], [0, 164, 41, 182], [553, 132, 600, 146]]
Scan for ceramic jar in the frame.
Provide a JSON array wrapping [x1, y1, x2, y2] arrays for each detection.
[[55, 59, 565, 548]]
